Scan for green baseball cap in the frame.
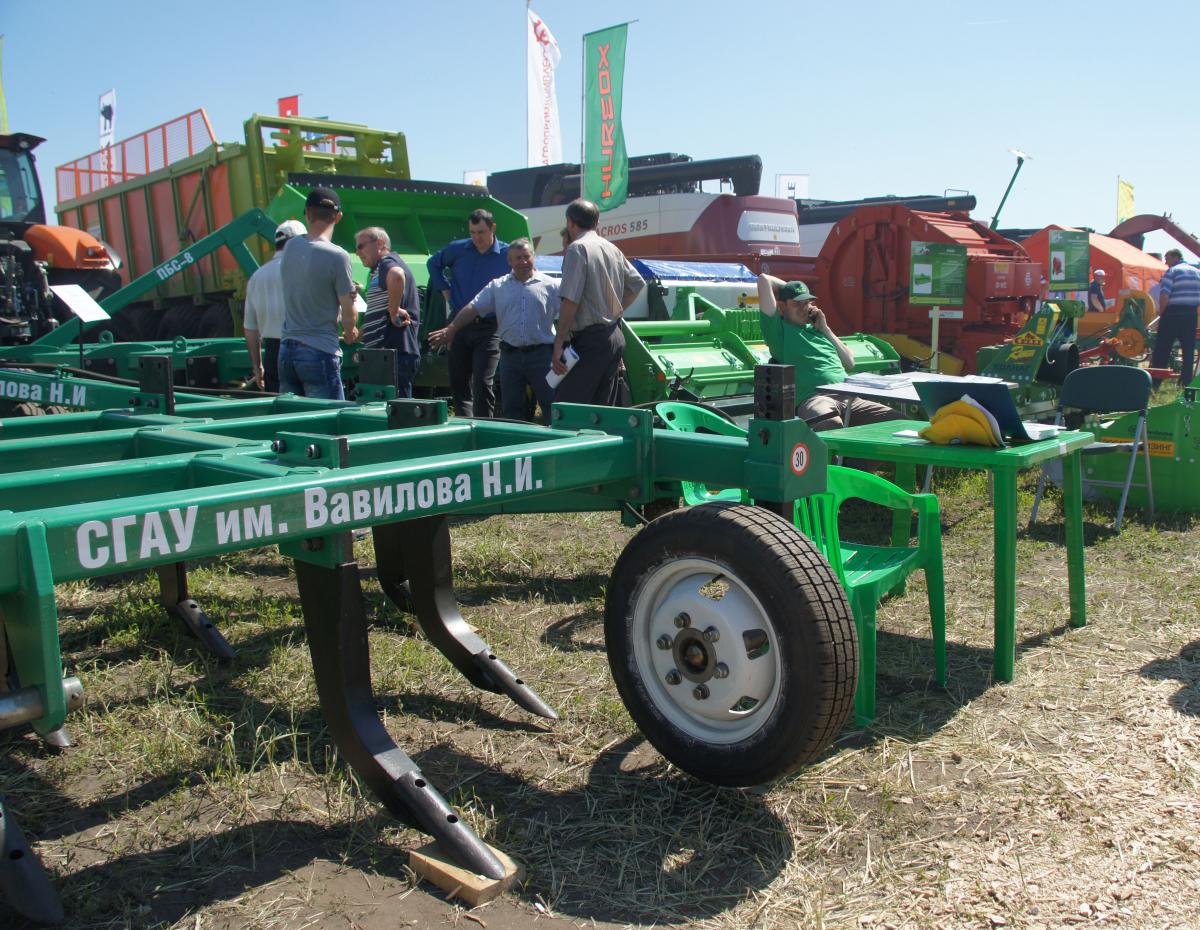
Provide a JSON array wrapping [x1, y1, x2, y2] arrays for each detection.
[[778, 281, 815, 302]]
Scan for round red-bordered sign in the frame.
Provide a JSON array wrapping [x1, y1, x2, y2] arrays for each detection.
[[790, 443, 810, 476]]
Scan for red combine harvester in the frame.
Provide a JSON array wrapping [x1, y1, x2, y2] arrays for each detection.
[[814, 204, 1041, 373]]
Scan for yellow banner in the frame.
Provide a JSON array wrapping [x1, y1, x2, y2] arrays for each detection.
[[1117, 178, 1135, 225]]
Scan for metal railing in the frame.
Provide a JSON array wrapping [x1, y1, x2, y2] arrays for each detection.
[[55, 109, 217, 203]]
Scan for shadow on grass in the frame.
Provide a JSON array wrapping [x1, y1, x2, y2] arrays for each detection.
[[1139, 639, 1200, 716], [3, 738, 794, 929]]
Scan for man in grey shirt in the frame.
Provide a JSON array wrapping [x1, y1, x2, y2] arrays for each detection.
[[551, 198, 644, 405], [428, 239, 559, 423], [279, 186, 360, 399]]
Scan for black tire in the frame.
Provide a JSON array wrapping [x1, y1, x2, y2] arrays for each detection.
[[605, 503, 857, 786]]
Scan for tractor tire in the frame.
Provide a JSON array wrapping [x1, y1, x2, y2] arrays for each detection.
[[9, 402, 46, 417], [604, 502, 857, 786]]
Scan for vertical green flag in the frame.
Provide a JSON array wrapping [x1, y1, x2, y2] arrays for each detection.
[[582, 23, 628, 211]]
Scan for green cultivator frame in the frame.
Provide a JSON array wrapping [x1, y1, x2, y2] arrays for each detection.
[[0, 359, 857, 923]]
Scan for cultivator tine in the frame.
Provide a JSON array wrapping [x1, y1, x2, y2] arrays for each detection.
[[156, 563, 237, 662], [374, 518, 559, 721], [39, 726, 72, 750], [0, 796, 64, 924], [294, 558, 507, 880]]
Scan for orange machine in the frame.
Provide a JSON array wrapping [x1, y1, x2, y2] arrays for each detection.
[[0, 132, 118, 342], [814, 204, 1041, 372]]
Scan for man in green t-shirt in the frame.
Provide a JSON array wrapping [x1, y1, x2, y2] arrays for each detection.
[[756, 273, 902, 431]]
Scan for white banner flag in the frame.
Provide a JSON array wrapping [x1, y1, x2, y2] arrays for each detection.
[[527, 9, 562, 167], [99, 88, 116, 149]]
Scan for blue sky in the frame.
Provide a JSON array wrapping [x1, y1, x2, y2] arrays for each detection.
[[4, 0, 1198, 255]]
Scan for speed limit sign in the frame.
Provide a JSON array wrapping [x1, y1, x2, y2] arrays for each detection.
[[790, 442, 810, 476]]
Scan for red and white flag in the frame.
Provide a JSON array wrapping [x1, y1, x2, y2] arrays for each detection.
[[527, 9, 562, 167], [278, 95, 299, 118]]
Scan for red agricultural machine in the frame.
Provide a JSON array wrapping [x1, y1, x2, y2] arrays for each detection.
[[813, 204, 1042, 373]]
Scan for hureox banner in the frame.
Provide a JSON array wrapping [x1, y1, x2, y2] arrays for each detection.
[[583, 23, 629, 211], [527, 10, 562, 167]]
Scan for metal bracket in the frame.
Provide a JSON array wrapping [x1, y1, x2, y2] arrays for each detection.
[[156, 562, 236, 662], [373, 517, 558, 721], [354, 348, 400, 402], [137, 355, 176, 415], [386, 398, 450, 429], [184, 355, 221, 389], [549, 404, 655, 503], [293, 557, 508, 879]]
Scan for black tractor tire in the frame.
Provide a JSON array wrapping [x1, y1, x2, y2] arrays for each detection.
[[604, 502, 857, 786]]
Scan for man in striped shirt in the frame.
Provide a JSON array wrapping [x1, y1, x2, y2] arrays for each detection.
[[1151, 249, 1200, 384], [355, 227, 421, 397]]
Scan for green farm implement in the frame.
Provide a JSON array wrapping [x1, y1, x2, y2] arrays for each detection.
[[622, 295, 900, 417], [0, 362, 856, 923]]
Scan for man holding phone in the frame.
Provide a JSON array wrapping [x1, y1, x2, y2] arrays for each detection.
[[756, 272, 900, 431]]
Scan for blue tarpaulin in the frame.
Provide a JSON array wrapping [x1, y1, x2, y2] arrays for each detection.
[[534, 255, 754, 282]]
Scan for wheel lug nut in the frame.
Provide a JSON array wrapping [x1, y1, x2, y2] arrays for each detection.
[[656, 634, 673, 650], [674, 612, 691, 629], [665, 670, 682, 686], [714, 663, 729, 679], [693, 684, 710, 700], [702, 626, 720, 643]]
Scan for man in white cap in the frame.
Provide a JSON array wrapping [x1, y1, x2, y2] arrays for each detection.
[[1087, 268, 1108, 313], [244, 219, 306, 391]]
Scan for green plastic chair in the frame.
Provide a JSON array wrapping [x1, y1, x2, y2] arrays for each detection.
[[794, 467, 946, 724], [655, 401, 947, 723]]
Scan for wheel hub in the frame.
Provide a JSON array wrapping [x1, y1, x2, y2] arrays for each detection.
[[673, 629, 715, 682]]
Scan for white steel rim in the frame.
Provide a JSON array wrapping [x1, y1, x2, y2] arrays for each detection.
[[630, 556, 784, 745]]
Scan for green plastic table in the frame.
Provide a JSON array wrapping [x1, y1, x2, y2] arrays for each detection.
[[818, 420, 1095, 683]]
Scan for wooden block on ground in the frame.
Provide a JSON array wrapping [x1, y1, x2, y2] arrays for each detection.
[[408, 841, 524, 906]]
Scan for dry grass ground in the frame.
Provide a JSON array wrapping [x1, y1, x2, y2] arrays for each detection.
[[2, 466, 1199, 929]]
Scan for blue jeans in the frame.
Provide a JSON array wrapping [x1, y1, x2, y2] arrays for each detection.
[[499, 343, 555, 424], [395, 354, 420, 399], [279, 339, 345, 400]]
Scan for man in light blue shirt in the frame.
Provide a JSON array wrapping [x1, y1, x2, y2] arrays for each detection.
[[1152, 249, 1200, 383], [428, 239, 558, 423]]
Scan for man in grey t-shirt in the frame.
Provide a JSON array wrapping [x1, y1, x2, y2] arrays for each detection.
[[551, 198, 644, 406], [279, 186, 360, 399]]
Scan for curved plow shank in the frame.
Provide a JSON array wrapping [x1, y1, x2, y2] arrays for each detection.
[[373, 518, 558, 721], [0, 796, 64, 924], [294, 558, 506, 880]]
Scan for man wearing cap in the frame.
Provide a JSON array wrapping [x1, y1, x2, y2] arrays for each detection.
[[243, 219, 306, 392], [552, 198, 645, 405], [279, 187, 360, 400], [356, 226, 421, 397], [428, 238, 559, 423], [1151, 248, 1200, 384], [427, 209, 510, 417], [756, 273, 902, 430], [1088, 269, 1108, 313]]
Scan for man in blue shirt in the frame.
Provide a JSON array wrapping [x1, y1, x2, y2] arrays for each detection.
[[1151, 249, 1200, 383], [427, 210, 510, 417], [427, 238, 559, 423]]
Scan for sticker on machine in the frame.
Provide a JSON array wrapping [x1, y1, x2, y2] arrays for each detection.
[[790, 443, 810, 476]]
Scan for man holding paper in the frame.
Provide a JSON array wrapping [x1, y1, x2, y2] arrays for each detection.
[[756, 273, 902, 431], [552, 199, 644, 405]]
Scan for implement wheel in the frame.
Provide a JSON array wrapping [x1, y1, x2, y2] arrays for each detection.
[[605, 503, 857, 786]]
